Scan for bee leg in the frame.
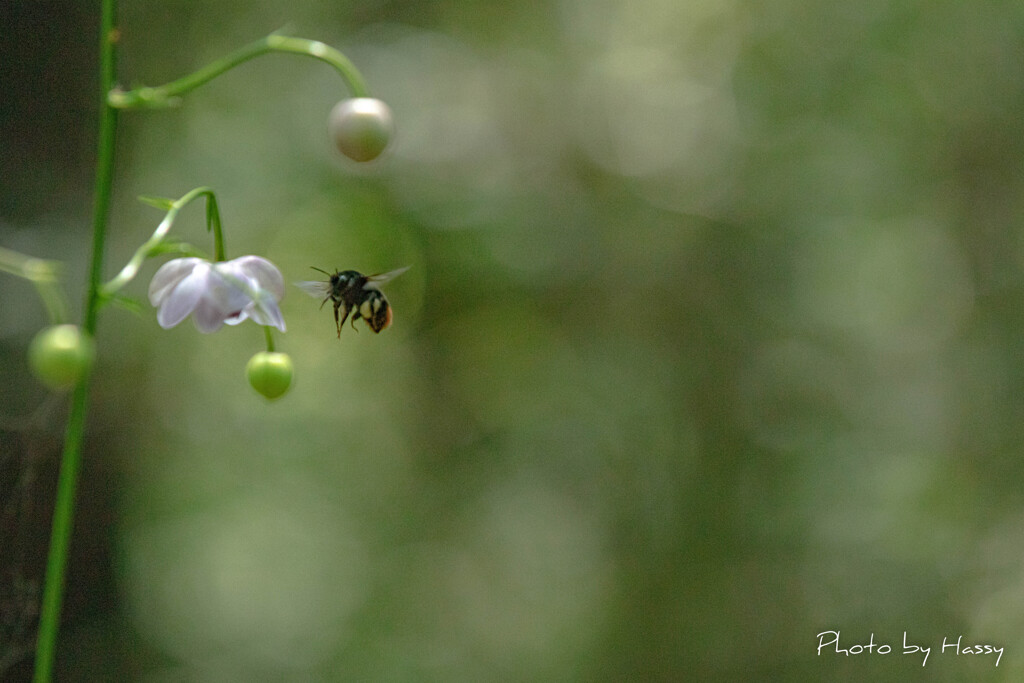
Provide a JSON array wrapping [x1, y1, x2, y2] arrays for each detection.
[[336, 302, 353, 338], [350, 309, 361, 332]]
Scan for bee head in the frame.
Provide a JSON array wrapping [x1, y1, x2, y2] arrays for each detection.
[[334, 270, 363, 285]]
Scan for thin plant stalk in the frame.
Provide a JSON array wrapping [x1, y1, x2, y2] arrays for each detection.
[[33, 0, 118, 680], [108, 33, 368, 109], [31, 4, 373, 677]]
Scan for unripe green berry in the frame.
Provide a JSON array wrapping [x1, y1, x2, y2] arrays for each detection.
[[28, 324, 95, 390], [329, 98, 394, 162], [246, 351, 293, 400]]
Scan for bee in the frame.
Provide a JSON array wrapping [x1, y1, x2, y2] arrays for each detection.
[[296, 266, 409, 337]]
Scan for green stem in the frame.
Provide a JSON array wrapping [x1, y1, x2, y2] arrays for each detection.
[[0, 247, 68, 324], [108, 33, 368, 109], [206, 191, 226, 261], [264, 325, 276, 352], [101, 186, 222, 298], [33, 1, 118, 680]]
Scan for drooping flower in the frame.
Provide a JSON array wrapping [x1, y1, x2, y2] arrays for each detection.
[[148, 256, 286, 333]]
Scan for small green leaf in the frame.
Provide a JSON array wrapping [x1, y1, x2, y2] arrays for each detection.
[[205, 194, 221, 234], [148, 241, 209, 259], [138, 195, 175, 210], [106, 293, 145, 315], [96, 291, 145, 315]]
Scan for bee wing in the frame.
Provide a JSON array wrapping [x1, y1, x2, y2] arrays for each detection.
[[294, 280, 331, 299], [365, 266, 410, 289]]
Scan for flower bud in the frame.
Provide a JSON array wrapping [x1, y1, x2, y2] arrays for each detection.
[[246, 351, 293, 399], [28, 324, 95, 390], [329, 98, 394, 162]]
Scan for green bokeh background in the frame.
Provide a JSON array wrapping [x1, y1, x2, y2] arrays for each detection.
[[4, 0, 1024, 680]]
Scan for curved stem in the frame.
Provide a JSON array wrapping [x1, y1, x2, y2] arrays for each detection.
[[0, 247, 68, 324], [108, 33, 369, 109], [33, 1, 118, 681], [101, 187, 223, 299]]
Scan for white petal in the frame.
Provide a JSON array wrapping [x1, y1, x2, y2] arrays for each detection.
[[192, 300, 229, 333], [155, 266, 206, 328], [245, 297, 287, 332], [151, 256, 288, 334], [201, 268, 253, 316], [224, 310, 249, 326], [149, 258, 203, 306], [230, 256, 285, 300]]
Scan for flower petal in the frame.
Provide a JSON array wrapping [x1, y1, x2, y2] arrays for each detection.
[[186, 268, 251, 333], [192, 299, 230, 333], [224, 310, 250, 326], [244, 296, 287, 332], [231, 256, 285, 300], [155, 266, 206, 329], [149, 255, 289, 334], [149, 258, 202, 306], [202, 268, 253, 316]]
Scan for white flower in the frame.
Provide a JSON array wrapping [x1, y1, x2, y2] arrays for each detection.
[[148, 256, 286, 333]]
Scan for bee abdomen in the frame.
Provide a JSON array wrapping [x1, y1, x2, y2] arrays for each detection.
[[361, 291, 392, 333]]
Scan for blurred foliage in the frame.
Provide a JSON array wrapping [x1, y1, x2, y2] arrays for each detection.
[[4, 0, 1024, 680]]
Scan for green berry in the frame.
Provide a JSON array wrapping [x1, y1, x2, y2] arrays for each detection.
[[329, 98, 395, 162], [28, 324, 95, 390], [246, 351, 293, 399]]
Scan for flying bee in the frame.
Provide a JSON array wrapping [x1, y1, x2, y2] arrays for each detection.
[[296, 266, 409, 337]]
